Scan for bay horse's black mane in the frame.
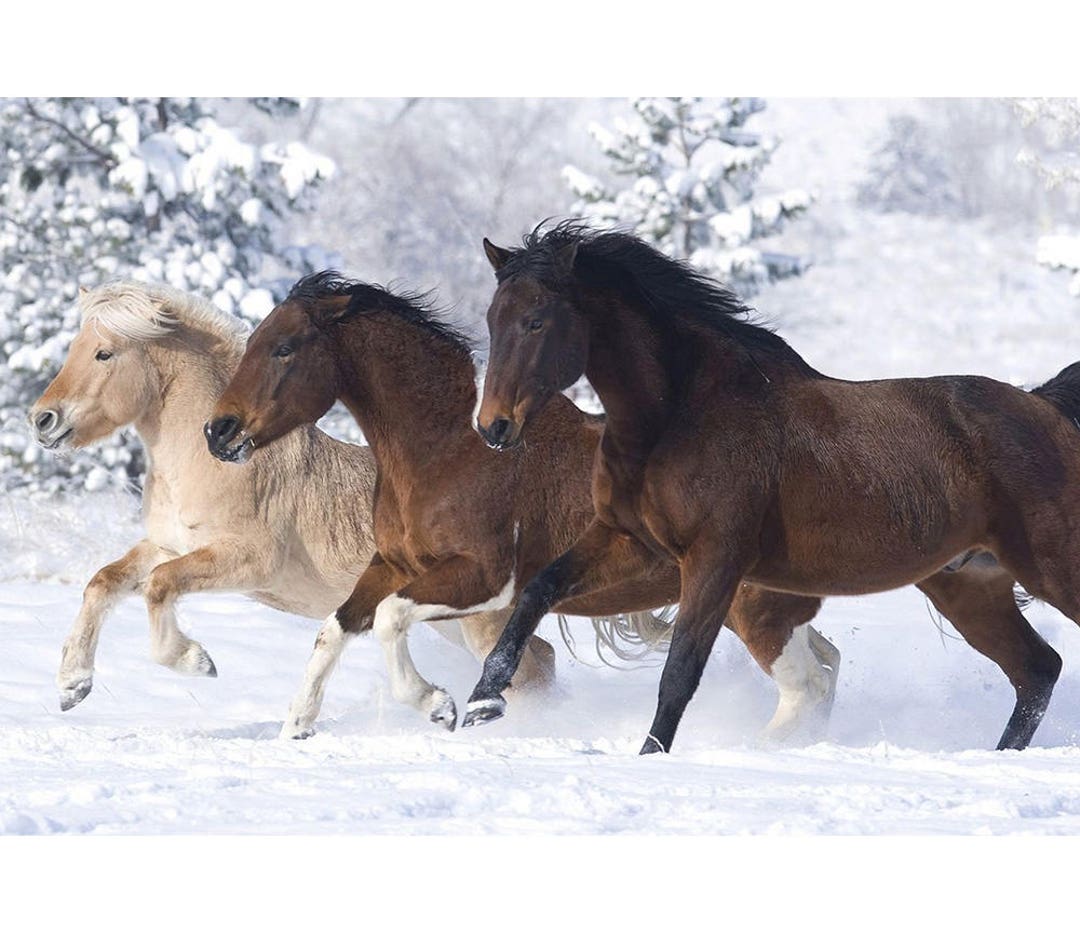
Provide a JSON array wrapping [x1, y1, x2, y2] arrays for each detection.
[[498, 221, 818, 375], [288, 271, 474, 357]]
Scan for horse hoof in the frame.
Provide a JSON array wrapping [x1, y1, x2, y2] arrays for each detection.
[[429, 691, 458, 731], [639, 735, 667, 755], [461, 695, 506, 728], [59, 677, 93, 711], [175, 643, 217, 678], [279, 721, 315, 740]]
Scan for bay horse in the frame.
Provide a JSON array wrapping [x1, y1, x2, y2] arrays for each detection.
[[206, 272, 840, 740], [28, 281, 556, 716], [467, 221, 1080, 754]]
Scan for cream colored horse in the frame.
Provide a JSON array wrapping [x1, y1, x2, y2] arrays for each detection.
[[29, 282, 557, 723]]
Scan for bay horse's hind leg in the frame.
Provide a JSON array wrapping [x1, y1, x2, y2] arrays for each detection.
[[726, 587, 837, 743], [918, 564, 1061, 751]]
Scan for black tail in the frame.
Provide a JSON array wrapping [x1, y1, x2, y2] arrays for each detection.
[[1033, 361, 1080, 427]]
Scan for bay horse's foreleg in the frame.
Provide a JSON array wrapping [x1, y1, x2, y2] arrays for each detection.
[[371, 556, 518, 731], [57, 539, 168, 711], [281, 555, 407, 739], [918, 566, 1061, 750], [640, 547, 745, 755], [143, 543, 274, 679], [462, 521, 661, 728], [452, 611, 556, 692], [725, 587, 836, 743]]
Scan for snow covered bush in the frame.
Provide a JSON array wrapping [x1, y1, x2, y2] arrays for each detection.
[[563, 97, 812, 298], [857, 114, 959, 216], [0, 97, 335, 494]]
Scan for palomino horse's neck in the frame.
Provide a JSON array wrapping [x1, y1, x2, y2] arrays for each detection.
[[138, 330, 244, 465], [334, 312, 480, 474]]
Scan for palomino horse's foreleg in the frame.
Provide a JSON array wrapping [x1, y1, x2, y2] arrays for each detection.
[[918, 565, 1061, 751], [372, 556, 517, 731], [281, 555, 406, 739], [463, 521, 659, 728], [143, 543, 273, 678], [58, 539, 168, 710], [726, 586, 836, 743]]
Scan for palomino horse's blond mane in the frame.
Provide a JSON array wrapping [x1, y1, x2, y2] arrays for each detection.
[[79, 281, 250, 346]]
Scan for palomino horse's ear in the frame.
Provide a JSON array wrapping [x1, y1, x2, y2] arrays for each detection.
[[78, 285, 89, 297], [483, 238, 512, 272], [554, 240, 579, 280]]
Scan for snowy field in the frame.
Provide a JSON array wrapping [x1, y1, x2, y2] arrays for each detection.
[[4, 492, 1080, 835]]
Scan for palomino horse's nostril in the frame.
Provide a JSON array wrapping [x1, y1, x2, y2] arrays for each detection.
[[34, 410, 58, 433]]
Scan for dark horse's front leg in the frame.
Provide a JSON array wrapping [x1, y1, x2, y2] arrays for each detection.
[[462, 521, 658, 728]]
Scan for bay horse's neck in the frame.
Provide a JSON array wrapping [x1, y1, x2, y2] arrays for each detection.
[[333, 313, 478, 474]]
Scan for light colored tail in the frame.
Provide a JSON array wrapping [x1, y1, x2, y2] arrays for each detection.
[[557, 607, 676, 666]]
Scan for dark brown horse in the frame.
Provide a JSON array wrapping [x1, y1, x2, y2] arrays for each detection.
[[206, 273, 839, 739], [466, 222, 1080, 754]]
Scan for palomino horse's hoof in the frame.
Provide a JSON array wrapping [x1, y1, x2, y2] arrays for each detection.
[[429, 691, 458, 731], [59, 677, 93, 711], [279, 720, 315, 740], [174, 642, 217, 678], [461, 695, 506, 728]]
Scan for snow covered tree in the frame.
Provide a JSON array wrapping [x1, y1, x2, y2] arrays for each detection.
[[1015, 98, 1080, 298], [563, 97, 812, 298], [857, 114, 960, 216], [0, 97, 335, 494]]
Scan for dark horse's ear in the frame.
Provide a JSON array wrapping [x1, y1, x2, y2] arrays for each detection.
[[483, 238, 512, 272], [554, 241, 579, 281]]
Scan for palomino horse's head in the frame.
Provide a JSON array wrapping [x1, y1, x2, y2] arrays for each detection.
[[29, 287, 169, 451], [475, 236, 590, 450], [206, 293, 342, 463]]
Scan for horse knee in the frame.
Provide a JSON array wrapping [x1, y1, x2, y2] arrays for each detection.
[[144, 567, 175, 609], [373, 595, 413, 643]]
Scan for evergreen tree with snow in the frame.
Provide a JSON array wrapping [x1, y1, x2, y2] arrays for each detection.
[[0, 97, 335, 494], [564, 97, 812, 298]]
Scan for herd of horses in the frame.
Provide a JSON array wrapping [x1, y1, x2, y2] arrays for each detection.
[[29, 220, 1080, 754]]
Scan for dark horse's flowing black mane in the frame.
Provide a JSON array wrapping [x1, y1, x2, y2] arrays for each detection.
[[288, 270, 474, 357], [498, 221, 819, 376]]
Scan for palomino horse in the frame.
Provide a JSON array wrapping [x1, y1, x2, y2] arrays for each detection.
[[29, 281, 556, 715], [467, 222, 1080, 754], [206, 273, 840, 741]]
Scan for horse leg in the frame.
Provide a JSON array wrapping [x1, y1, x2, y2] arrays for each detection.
[[281, 555, 407, 739], [462, 520, 663, 728], [57, 539, 168, 710], [918, 565, 1061, 750], [641, 543, 745, 755], [371, 556, 517, 731], [142, 543, 274, 679], [454, 610, 556, 692], [726, 586, 836, 743]]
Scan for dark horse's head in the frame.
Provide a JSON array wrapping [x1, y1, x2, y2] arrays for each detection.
[[476, 227, 590, 450], [206, 274, 350, 462]]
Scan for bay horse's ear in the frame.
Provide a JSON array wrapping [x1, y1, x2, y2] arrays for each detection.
[[483, 238, 512, 272], [554, 241, 579, 281]]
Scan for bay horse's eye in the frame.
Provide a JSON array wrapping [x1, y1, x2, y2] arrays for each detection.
[[273, 344, 294, 359], [95, 349, 113, 362], [527, 319, 544, 333]]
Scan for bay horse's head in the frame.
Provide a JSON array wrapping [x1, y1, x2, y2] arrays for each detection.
[[206, 283, 345, 463], [29, 284, 186, 452], [475, 233, 589, 450]]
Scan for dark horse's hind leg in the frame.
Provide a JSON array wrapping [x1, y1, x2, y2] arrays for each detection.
[[918, 565, 1061, 751]]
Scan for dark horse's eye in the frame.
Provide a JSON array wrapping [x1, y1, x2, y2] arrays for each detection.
[[527, 319, 544, 333], [273, 344, 294, 359], [95, 349, 113, 362]]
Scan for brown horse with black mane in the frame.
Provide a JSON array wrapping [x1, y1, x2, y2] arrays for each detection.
[[467, 221, 1080, 753], [206, 272, 839, 740]]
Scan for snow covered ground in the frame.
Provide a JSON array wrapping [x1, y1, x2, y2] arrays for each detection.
[[4, 491, 1080, 835]]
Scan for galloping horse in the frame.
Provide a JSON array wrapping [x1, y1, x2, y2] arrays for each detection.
[[467, 222, 1080, 753], [29, 281, 556, 714], [206, 273, 840, 740]]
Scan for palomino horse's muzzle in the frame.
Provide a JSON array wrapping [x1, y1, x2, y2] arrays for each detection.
[[28, 405, 72, 450], [204, 416, 256, 464]]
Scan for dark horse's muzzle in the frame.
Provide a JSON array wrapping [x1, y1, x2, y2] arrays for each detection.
[[204, 415, 255, 463], [477, 417, 521, 450]]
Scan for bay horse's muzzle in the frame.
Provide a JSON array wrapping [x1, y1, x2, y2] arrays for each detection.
[[477, 417, 521, 450], [204, 415, 255, 463]]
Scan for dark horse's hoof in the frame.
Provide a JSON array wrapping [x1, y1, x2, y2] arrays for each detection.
[[639, 735, 667, 755], [461, 695, 506, 728]]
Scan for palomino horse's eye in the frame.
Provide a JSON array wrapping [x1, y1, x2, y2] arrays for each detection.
[[95, 349, 113, 362], [273, 344, 294, 359]]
